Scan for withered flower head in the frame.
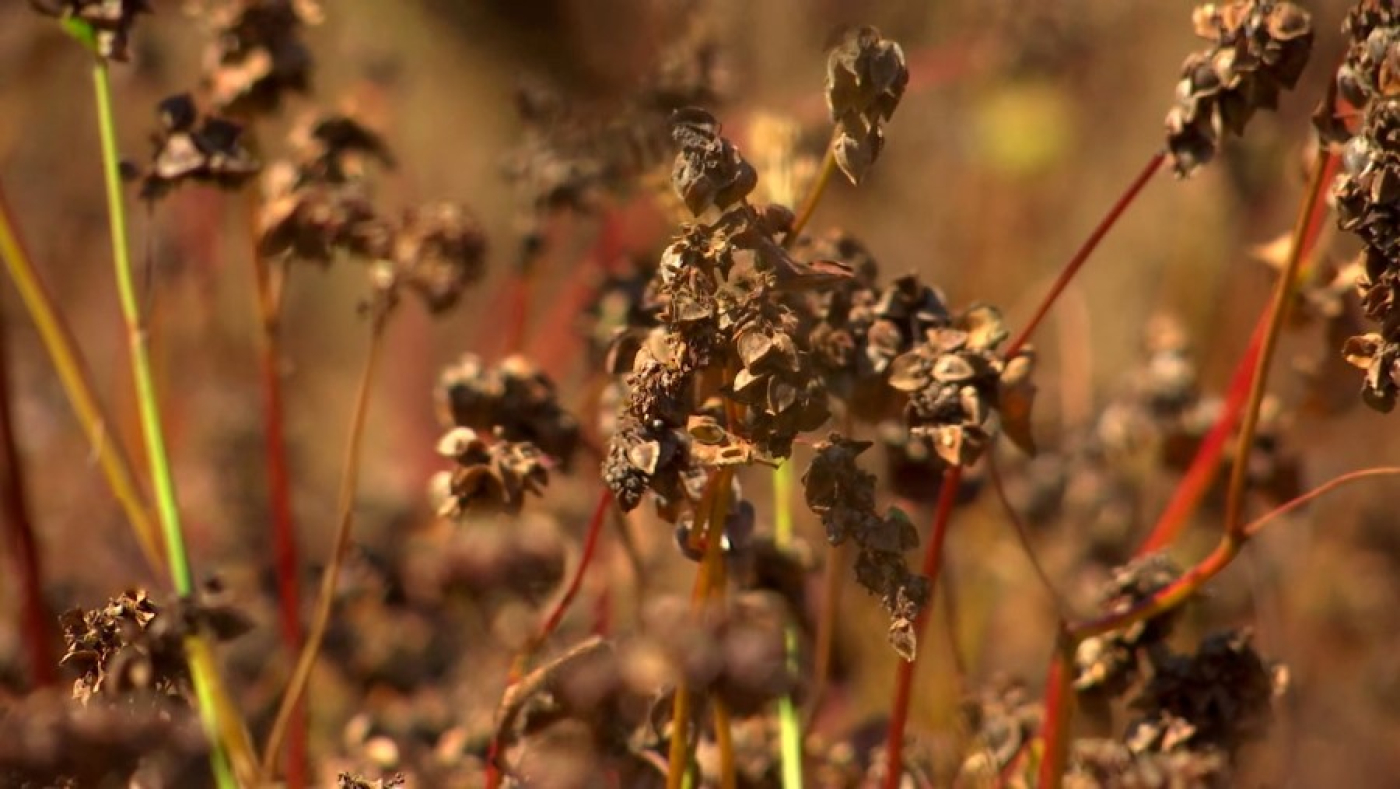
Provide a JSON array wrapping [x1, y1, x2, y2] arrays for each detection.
[[670, 107, 758, 216], [141, 94, 260, 201], [1332, 99, 1400, 411], [825, 26, 909, 184], [803, 434, 928, 660], [1126, 629, 1281, 758], [602, 415, 704, 514], [256, 113, 398, 265], [1165, 1, 1313, 177], [437, 353, 580, 465], [887, 303, 1037, 466], [1074, 554, 1183, 695], [60, 589, 187, 705], [390, 201, 487, 313], [31, 0, 150, 62], [258, 166, 391, 263], [431, 427, 549, 518], [202, 0, 321, 115]]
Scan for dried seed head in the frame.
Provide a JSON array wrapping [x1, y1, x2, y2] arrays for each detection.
[[201, 0, 320, 115], [31, 0, 151, 62], [1074, 554, 1183, 695], [825, 26, 909, 184], [803, 434, 928, 660], [436, 353, 580, 466], [431, 428, 549, 518], [1127, 629, 1282, 758], [60, 589, 190, 706], [140, 94, 260, 201], [390, 201, 487, 314], [1165, 1, 1313, 177], [669, 107, 758, 216]]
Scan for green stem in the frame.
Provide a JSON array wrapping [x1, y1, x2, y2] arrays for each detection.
[[89, 53, 235, 789], [0, 180, 163, 573], [771, 461, 804, 789]]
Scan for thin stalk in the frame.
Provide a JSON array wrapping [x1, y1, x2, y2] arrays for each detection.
[[1222, 149, 1333, 542], [0, 180, 162, 573], [806, 540, 847, 726], [89, 51, 237, 789], [0, 310, 56, 686], [1004, 151, 1165, 357], [1036, 150, 1337, 786], [484, 488, 616, 788], [1136, 313, 1264, 554], [666, 468, 733, 789], [259, 307, 392, 782], [986, 446, 1067, 616], [701, 468, 737, 789], [883, 467, 961, 789], [771, 460, 804, 789], [1137, 150, 1338, 554], [535, 488, 614, 645], [785, 143, 837, 246], [1034, 637, 1075, 789], [245, 186, 307, 789]]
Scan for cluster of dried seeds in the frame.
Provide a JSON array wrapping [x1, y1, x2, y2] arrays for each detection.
[[197, 0, 322, 115], [1330, 7, 1400, 411], [825, 26, 909, 184], [29, 0, 150, 61], [1073, 554, 1183, 696], [803, 434, 928, 660], [430, 427, 549, 518], [256, 112, 487, 313], [888, 302, 1036, 467], [59, 589, 188, 706], [140, 93, 260, 200], [436, 353, 580, 466], [1165, 1, 1314, 177]]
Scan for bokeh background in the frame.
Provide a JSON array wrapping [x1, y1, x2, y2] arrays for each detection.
[[2, 0, 1399, 785]]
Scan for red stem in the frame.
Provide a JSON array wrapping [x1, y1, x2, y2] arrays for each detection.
[[1136, 312, 1265, 554], [1034, 641, 1074, 789], [536, 488, 614, 642], [256, 325, 306, 789], [1004, 152, 1165, 358], [883, 468, 962, 789], [0, 313, 55, 686], [485, 488, 614, 789]]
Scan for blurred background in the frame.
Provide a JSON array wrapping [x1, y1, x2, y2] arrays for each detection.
[[2, 0, 1399, 785]]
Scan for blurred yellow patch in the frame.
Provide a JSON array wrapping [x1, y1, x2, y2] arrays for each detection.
[[972, 80, 1073, 178]]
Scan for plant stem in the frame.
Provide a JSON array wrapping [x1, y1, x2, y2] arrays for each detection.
[[771, 460, 804, 789], [1136, 312, 1264, 554], [1004, 151, 1165, 357], [883, 467, 961, 789], [259, 306, 392, 782], [1222, 149, 1334, 542], [1035, 149, 1337, 786], [89, 54, 239, 789], [246, 188, 307, 789], [666, 468, 734, 789], [0, 308, 56, 686], [0, 179, 163, 574], [786, 143, 837, 247]]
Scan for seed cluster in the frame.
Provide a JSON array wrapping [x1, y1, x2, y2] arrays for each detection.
[[803, 434, 928, 661], [199, 0, 322, 115], [257, 113, 486, 313], [1165, 1, 1313, 177], [141, 93, 260, 200], [826, 26, 909, 184], [1332, 6, 1400, 411], [29, 0, 150, 61], [430, 427, 549, 518]]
